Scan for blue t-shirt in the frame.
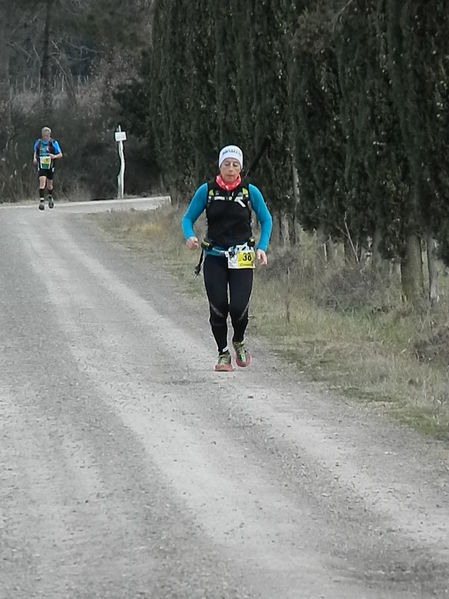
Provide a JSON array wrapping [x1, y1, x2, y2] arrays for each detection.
[[33, 138, 62, 156], [182, 182, 272, 253]]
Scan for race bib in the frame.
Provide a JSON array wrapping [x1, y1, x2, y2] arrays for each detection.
[[39, 156, 51, 169], [226, 244, 255, 269]]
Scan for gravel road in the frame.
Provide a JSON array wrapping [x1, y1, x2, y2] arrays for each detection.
[[0, 200, 448, 598]]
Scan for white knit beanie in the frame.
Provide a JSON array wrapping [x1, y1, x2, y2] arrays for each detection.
[[218, 145, 243, 168]]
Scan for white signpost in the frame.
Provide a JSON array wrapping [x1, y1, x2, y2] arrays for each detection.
[[115, 126, 127, 199]]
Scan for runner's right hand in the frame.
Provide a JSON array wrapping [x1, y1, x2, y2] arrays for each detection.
[[186, 236, 199, 250]]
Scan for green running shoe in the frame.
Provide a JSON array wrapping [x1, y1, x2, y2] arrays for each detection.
[[233, 340, 251, 367], [215, 350, 232, 372]]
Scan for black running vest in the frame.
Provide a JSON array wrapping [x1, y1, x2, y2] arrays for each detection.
[[205, 180, 252, 248]]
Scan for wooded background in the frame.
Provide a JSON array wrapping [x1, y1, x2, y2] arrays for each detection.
[[1, 0, 448, 307]]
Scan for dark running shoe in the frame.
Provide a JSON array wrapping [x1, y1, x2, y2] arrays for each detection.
[[48, 196, 54, 209], [39, 200, 45, 211]]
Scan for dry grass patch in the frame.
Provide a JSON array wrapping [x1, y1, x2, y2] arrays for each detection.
[[92, 206, 449, 439]]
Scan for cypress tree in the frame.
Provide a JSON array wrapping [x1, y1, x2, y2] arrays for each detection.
[[335, 0, 409, 266], [147, 0, 196, 195], [163, 0, 196, 193], [146, 0, 173, 186], [184, 0, 219, 182], [144, 0, 220, 195], [292, 2, 349, 250], [383, 0, 449, 304], [385, 2, 449, 264], [249, 0, 305, 241], [212, 0, 242, 145]]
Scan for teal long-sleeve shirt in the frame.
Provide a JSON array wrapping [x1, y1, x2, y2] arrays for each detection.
[[181, 182, 272, 253]]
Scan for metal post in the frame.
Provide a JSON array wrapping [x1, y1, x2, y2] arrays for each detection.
[[115, 125, 126, 199]]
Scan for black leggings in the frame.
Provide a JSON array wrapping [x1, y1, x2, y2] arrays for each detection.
[[203, 254, 253, 353]]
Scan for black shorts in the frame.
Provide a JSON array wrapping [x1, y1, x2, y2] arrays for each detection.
[[38, 167, 54, 179]]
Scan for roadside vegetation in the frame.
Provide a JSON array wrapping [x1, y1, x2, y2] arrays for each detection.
[[93, 206, 449, 440], [3, 1, 449, 439]]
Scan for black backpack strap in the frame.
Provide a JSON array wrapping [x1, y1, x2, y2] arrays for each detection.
[[205, 179, 215, 206], [194, 250, 204, 276]]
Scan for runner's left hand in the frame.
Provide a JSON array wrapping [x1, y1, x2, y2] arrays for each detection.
[[256, 249, 267, 266]]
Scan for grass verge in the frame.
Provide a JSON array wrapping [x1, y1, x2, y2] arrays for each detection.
[[90, 206, 449, 440]]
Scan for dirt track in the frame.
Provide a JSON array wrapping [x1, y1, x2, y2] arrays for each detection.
[[0, 200, 448, 598]]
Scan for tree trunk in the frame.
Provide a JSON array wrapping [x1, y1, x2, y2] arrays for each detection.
[[290, 162, 301, 247], [0, 0, 11, 152], [344, 237, 358, 265], [291, 162, 300, 245], [287, 212, 299, 246], [316, 225, 327, 264], [426, 235, 439, 306], [58, 51, 78, 107], [326, 237, 336, 264], [371, 229, 390, 280], [400, 233, 425, 308], [372, 228, 382, 268], [279, 211, 290, 248], [292, 163, 300, 204], [40, 0, 54, 114], [270, 210, 281, 246]]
